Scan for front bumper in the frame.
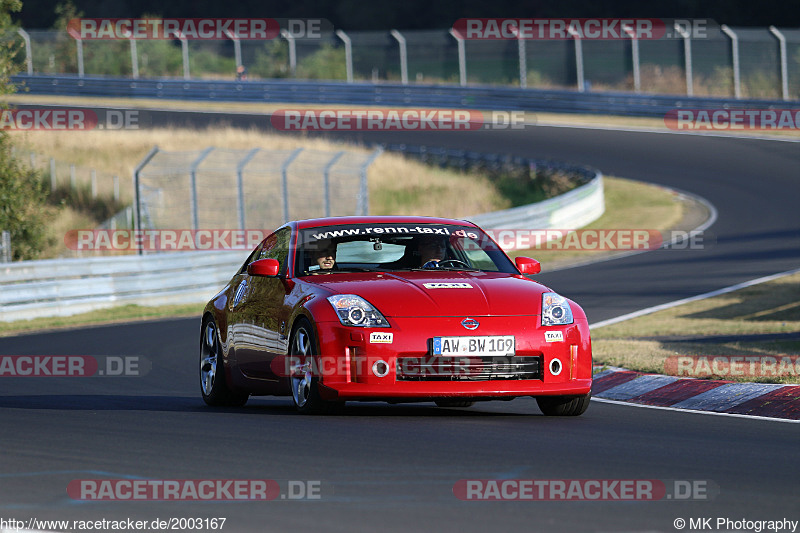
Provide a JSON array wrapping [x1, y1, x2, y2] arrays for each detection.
[[312, 315, 592, 401]]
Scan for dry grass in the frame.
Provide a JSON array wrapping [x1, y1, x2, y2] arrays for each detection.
[[593, 271, 800, 383], [508, 176, 686, 269], [9, 127, 508, 220]]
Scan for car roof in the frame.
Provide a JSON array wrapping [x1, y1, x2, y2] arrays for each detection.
[[293, 216, 479, 230]]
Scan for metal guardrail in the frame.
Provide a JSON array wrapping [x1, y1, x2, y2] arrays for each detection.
[[11, 75, 800, 118], [0, 163, 604, 322]]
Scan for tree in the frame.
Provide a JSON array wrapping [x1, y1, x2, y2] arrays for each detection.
[[0, 0, 50, 260]]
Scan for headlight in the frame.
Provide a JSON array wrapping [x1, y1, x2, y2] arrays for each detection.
[[327, 295, 390, 327], [541, 292, 573, 326]]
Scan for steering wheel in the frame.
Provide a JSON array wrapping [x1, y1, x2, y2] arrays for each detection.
[[437, 259, 472, 269]]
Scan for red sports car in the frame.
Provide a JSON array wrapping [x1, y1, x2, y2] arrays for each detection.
[[200, 216, 592, 415]]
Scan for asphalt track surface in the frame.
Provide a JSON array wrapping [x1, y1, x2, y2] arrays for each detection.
[[2, 107, 799, 532]]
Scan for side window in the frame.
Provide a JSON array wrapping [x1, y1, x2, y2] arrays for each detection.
[[257, 227, 292, 274], [239, 245, 262, 274]]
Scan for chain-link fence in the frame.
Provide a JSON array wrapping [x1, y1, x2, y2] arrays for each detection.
[[7, 25, 800, 99], [134, 146, 382, 234]]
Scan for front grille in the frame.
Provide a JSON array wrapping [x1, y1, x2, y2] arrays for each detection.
[[396, 356, 542, 381]]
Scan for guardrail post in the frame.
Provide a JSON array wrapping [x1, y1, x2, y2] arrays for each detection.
[[323, 151, 345, 217], [675, 22, 693, 96], [132, 145, 160, 253], [448, 29, 466, 86], [236, 148, 260, 230], [358, 147, 383, 215], [189, 147, 214, 231], [721, 25, 740, 98], [568, 26, 585, 92], [335, 30, 354, 83], [281, 148, 303, 223], [390, 30, 408, 84], [281, 30, 297, 78], [622, 23, 640, 93], [17, 29, 32, 75], [769, 26, 789, 101]]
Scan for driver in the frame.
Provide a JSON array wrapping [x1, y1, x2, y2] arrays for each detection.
[[417, 235, 447, 268]]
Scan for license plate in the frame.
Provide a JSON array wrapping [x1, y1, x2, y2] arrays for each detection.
[[432, 336, 515, 356]]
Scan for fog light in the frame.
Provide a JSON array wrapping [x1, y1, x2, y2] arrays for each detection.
[[550, 358, 562, 376], [372, 360, 389, 377]]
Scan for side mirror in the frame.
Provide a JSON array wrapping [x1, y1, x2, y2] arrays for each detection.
[[247, 258, 280, 277], [515, 256, 541, 275]]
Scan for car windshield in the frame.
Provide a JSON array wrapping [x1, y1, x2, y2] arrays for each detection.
[[296, 223, 517, 275]]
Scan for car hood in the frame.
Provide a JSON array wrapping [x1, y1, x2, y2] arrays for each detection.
[[307, 271, 548, 317]]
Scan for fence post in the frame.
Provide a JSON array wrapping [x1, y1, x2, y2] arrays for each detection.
[[769, 26, 789, 101], [281, 30, 297, 78], [675, 22, 693, 96], [50, 158, 56, 191], [0, 230, 10, 263], [335, 30, 354, 83], [129, 35, 139, 79], [622, 23, 641, 93], [358, 147, 383, 216], [721, 25, 741, 98], [17, 28, 33, 75], [236, 148, 260, 230], [76, 37, 84, 77], [517, 28, 527, 88], [281, 148, 304, 223], [568, 26, 585, 92], [448, 29, 466, 86], [176, 33, 190, 80], [113, 175, 119, 201], [323, 151, 345, 217], [91, 169, 97, 198], [69, 164, 76, 189], [132, 146, 160, 254], [224, 29, 243, 73], [189, 147, 214, 231], [390, 30, 408, 84]]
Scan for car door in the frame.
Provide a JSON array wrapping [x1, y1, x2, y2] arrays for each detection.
[[236, 227, 293, 380]]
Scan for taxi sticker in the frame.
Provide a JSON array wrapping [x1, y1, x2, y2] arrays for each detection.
[[545, 331, 564, 342], [423, 283, 473, 289], [370, 332, 394, 344]]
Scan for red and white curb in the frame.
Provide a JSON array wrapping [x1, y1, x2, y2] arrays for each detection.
[[592, 366, 800, 421]]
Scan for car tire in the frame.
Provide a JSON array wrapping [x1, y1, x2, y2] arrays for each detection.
[[290, 318, 339, 415], [200, 318, 248, 407], [536, 392, 591, 416], [434, 400, 475, 408]]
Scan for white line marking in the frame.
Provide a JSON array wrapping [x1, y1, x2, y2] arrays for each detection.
[[534, 121, 800, 143], [591, 266, 800, 329], [591, 397, 800, 423]]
